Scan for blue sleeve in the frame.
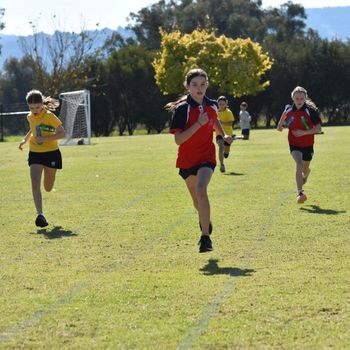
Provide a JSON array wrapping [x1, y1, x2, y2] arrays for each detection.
[[169, 103, 188, 132], [309, 108, 321, 125]]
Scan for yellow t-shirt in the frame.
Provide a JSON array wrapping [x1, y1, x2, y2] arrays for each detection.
[[27, 109, 62, 152], [216, 108, 234, 136]]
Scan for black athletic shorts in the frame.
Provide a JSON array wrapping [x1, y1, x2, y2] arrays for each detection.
[[289, 145, 314, 161], [241, 128, 250, 136], [216, 135, 231, 146], [179, 162, 215, 180], [28, 149, 63, 169]]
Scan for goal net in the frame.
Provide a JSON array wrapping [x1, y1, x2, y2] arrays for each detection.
[[59, 89, 91, 145]]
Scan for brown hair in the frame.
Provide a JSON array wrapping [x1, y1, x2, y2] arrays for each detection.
[[165, 68, 208, 112], [26, 90, 60, 111], [291, 86, 318, 110]]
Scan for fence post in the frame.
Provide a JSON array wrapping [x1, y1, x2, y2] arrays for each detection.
[[0, 104, 4, 142]]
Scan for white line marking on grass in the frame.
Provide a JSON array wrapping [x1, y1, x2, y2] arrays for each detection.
[[0, 282, 89, 344], [176, 187, 294, 350], [0, 183, 179, 272], [101, 184, 180, 215], [178, 130, 334, 348], [0, 212, 193, 345], [0, 157, 274, 345]]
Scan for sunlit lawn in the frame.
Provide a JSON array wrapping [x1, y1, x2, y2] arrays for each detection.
[[0, 126, 349, 349]]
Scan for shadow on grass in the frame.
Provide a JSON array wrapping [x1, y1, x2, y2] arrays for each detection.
[[200, 259, 255, 277], [300, 205, 346, 215], [223, 172, 245, 176], [35, 226, 78, 239]]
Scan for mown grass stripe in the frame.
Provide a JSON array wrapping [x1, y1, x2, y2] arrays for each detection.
[[176, 187, 294, 350], [0, 155, 273, 345]]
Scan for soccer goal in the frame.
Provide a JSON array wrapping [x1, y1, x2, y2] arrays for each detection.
[[59, 89, 91, 145]]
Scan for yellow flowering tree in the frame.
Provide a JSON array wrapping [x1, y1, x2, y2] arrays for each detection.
[[153, 28, 273, 97]]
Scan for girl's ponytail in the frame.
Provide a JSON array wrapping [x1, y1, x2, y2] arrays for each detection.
[[165, 95, 187, 113], [43, 96, 60, 111]]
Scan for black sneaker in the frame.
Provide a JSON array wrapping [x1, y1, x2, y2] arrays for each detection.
[[198, 235, 213, 253], [35, 214, 49, 227], [199, 221, 213, 234]]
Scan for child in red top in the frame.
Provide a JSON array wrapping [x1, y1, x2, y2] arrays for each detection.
[[167, 68, 232, 252], [277, 86, 322, 203]]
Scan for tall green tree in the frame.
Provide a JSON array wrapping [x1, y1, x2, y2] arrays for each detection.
[[0, 8, 4, 55], [0, 56, 36, 106], [153, 29, 272, 97], [0, 56, 37, 136], [106, 43, 168, 135], [129, 0, 267, 49], [263, 2, 306, 43]]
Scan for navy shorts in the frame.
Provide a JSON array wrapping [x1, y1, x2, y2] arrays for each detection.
[[28, 149, 63, 169], [241, 128, 250, 136], [289, 145, 314, 161], [216, 135, 231, 146], [179, 162, 215, 180]]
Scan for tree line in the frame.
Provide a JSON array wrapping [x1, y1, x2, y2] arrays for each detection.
[[0, 0, 349, 138]]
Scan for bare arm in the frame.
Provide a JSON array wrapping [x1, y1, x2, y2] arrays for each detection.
[[174, 121, 202, 145], [292, 123, 322, 137], [221, 121, 233, 126], [174, 110, 210, 145], [18, 129, 32, 150], [277, 112, 288, 132], [36, 125, 65, 144]]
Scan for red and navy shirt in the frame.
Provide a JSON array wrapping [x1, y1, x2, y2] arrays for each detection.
[[283, 103, 321, 147], [170, 95, 218, 169]]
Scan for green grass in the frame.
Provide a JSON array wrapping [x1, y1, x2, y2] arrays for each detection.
[[0, 127, 349, 349]]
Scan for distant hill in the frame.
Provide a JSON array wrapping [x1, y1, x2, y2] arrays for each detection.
[[0, 27, 133, 71], [0, 6, 349, 72]]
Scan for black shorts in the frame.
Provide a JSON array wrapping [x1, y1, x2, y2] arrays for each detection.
[[179, 162, 215, 180], [216, 135, 231, 146], [28, 149, 63, 169], [289, 145, 314, 161], [241, 128, 250, 136]]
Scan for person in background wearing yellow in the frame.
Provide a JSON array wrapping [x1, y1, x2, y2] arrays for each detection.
[[19, 90, 65, 227], [215, 96, 235, 173]]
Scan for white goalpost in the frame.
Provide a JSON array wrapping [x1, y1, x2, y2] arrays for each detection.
[[59, 89, 91, 145]]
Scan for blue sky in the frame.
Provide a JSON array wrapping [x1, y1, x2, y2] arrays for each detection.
[[1, 0, 350, 35]]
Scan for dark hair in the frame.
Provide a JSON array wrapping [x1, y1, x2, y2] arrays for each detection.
[[26, 90, 44, 104], [217, 96, 228, 103], [165, 68, 208, 112], [26, 89, 60, 111], [184, 68, 208, 86]]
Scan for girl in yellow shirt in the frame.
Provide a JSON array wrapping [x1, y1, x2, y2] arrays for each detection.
[[19, 90, 65, 227], [215, 96, 235, 172]]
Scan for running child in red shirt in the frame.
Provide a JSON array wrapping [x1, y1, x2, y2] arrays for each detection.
[[277, 86, 322, 204], [166, 68, 232, 252]]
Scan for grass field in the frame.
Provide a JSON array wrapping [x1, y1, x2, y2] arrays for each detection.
[[1, 127, 350, 349]]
